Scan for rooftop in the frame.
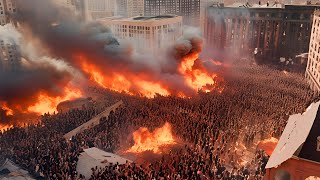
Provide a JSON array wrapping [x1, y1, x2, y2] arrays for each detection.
[[227, 2, 283, 8], [97, 15, 179, 22], [211, 2, 320, 9], [132, 15, 177, 21]]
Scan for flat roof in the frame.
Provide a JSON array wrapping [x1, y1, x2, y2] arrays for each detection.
[[212, 3, 320, 9], [98, 15, 180, 22], [226, 2, 283, 8], [132, 15, 178, 21]]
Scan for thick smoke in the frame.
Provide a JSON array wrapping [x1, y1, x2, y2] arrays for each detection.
[[14, 0, 205, 94], [0, 25, 77, 125], [0, 0, 214, 126]]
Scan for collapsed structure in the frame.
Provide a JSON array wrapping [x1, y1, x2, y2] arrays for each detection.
[[265, 101, 320, 179]]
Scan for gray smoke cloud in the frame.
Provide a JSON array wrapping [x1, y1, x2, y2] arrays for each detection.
[[0, 0, 213, 126], [14, 0, 204, 85], [0, 25, 77, 124]]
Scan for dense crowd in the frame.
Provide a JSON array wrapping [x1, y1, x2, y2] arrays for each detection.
[[0, 62, 318, 179]]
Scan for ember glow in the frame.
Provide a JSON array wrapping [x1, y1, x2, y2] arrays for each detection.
[[127, 122, 176, 153], [0, 124, 13, 132], [257, 137, 279, 156], [1, 101, 14, 116], [27, 86, 82, 114]]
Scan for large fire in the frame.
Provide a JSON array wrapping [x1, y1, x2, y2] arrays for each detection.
[[27, 86, 82, 115], [126, 122, 176, 154], [80, 56, 170, 98], [78, 51, 217, 98], [179, 52, 216, 93]]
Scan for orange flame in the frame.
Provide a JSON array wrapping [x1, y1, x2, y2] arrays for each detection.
[[1, 101, 14, 116], [257, 137, 279, 156], [127, 122, 176, 154], [27, 86, 82, 115], [179, 52, 216, 92], [77, 52, 219, 98], [0, 124, 13, 132], [80, 57, 169, 98]]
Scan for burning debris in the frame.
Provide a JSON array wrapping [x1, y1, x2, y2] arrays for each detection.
[[257, 137, 279, 156], [126, 122, 177, 154]]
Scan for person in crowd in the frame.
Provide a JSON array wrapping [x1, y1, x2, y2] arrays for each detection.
[[0, 62, 318, 179]]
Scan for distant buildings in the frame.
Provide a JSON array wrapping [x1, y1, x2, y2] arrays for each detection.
[[204, 3, 317, 60], [0, 38, 21, 72], [144, 0, 200, 26], [98, 15, 182, 55], [0, 0, 17, 26], [306, 10, 320, 91], [200, 0, 218, 35], [116, 0, 144, 18], [116, 0, 127, 17], [73, 0, 116, 21], [128, 0, 144, 17], [58, 0, 200, 26]]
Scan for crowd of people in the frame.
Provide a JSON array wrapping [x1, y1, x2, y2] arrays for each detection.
[[0, 62, 318, 179]]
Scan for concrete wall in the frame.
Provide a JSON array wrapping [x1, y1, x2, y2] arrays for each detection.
[[64, 100, 123, 140]]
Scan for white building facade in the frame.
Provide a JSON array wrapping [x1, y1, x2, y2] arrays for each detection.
[[0, 0, 17, 26], [0, 38, 21, 72], [98, 15, 182, 55], [306, 10, 320, 91]]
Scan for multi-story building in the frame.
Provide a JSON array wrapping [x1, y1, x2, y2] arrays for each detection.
[[0, 0, 17, 26], [200, 0, 218, 35], [116, 0, 144, 18], [0, 37, 21, 72], [116, 0, 128, 17], [204, 3, 318, 60], [144, 0, 200, 26], [127, 0, 144, 17], [98, 15, 182, 55], [306, 10, 320, 91], [74, 0, 116, 21]]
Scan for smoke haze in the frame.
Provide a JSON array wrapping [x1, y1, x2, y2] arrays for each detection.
[[0, 0, 218, 126]]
